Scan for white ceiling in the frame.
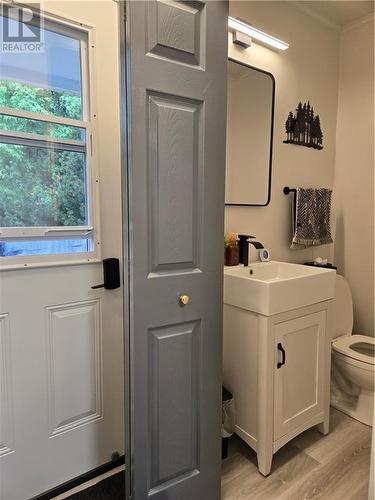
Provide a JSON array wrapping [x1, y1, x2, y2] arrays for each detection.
[[293, 1, 374, 28]]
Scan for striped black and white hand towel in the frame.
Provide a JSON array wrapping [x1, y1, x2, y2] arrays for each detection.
[[291, 188, 333, 249]]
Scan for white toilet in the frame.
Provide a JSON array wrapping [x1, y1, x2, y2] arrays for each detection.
[[330, 275, 374, 426]]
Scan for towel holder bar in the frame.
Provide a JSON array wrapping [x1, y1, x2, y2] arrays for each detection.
[[284, 187, 297, 232], [283, 186, 296, 195]]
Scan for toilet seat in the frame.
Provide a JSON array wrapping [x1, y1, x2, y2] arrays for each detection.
[[332, 335, 375, 366]]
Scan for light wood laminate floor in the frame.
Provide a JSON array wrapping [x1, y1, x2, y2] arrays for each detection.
[[221, 408, 372, 500]]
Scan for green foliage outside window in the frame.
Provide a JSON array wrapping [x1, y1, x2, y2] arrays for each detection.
[[0, 80, 87, 227]]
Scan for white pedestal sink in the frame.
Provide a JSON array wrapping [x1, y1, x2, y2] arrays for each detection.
[[223, 261, 336, 475], [224, 261, 336, 316]]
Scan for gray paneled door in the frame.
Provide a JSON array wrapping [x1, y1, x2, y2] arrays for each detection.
[[123, 1, 228, 499]]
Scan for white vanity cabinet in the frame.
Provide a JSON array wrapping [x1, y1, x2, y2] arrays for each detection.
[[223, 301, 331, 476]]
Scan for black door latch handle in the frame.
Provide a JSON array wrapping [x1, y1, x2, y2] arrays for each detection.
[[91, 258, 120, 290], [277, 342, 286, 368]]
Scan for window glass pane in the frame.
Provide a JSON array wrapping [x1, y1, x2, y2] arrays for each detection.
[[0, 114, 85, 141], [0, 15, 83, 119], [0, 238, 93, 256], [0, 143, 88, 227]]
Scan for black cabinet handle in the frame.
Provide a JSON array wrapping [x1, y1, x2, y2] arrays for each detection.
[[277, 342, 286, 368], [91, 258, 120, 290]]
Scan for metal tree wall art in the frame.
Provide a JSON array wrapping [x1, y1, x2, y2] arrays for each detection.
[[283, 101, 323, 150]]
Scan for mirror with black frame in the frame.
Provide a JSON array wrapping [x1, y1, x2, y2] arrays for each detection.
[[225, 58, 275, 206]]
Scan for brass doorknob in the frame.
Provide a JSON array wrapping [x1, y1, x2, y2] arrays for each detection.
[[179, 294, 190, 306]]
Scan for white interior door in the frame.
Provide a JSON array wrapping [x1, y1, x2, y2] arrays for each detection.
[[273, 311, 326, 441], [0, 2, 124, 499]]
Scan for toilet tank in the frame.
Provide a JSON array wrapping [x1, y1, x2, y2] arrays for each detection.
[[330, 275, 353, 339]]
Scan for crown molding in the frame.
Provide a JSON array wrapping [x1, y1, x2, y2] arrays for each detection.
[[288, 1, 341, 33], [288, 1, 374, 35], [342, 12, 374, 33]]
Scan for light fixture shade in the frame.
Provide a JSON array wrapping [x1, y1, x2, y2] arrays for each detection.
[[228, 17, 289, 51]]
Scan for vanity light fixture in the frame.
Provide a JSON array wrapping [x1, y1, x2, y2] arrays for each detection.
[[228, 16, 289, 51], [232, 30, 252, 49]]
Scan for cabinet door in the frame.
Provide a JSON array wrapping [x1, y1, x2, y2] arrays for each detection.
[[274, 311, 326, 441]]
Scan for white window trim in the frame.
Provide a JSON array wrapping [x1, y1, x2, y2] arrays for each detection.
[[0, 106, 89, 129], [0, 226, 93, 238], [0, 10, 102, 270], [0, 129, 86, 149]]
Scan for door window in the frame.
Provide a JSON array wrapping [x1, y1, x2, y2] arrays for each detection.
[[0, 12, 98, 262]]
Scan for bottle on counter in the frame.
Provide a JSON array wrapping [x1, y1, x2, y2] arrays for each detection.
[[224, 233, 239, 266]]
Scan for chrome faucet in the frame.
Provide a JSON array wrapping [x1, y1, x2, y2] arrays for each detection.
[[238, 234, 264, 267]]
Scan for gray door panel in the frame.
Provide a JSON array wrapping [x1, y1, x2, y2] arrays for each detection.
[[125, 1, 228, 498]]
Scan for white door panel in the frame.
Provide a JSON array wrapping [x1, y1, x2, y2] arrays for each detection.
[[1, 267, 124, 499], [46, 299, 102, 436], [274, 311, 326, 441], [0, 2, 124, 499]]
